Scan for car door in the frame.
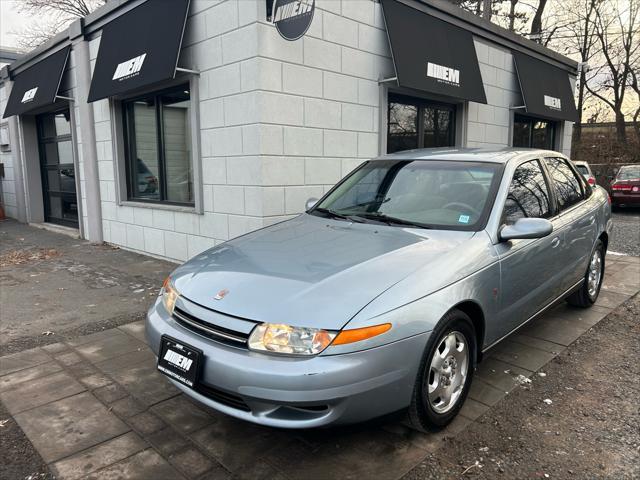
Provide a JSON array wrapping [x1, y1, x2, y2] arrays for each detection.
[[543, 157, 596, 291], [495, 159, 565, 335]]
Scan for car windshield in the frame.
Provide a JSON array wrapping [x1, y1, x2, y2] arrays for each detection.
[[311, 160, 502, 230], [617, 166, 640, 180], [575, 165, 589, 176]]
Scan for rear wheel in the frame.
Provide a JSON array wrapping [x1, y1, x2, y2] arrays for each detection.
[[407, 309, 476, 432], [567, 239, 605, 308]]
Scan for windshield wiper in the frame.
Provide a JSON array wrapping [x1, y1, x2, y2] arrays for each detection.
[[313, 207, 368, 223], [357, 212, 431, 229]]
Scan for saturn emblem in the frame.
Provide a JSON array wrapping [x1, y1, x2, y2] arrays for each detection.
[[214, 288, 229, 300]]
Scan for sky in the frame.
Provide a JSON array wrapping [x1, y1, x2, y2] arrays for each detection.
[[0, 0, 26, 50]]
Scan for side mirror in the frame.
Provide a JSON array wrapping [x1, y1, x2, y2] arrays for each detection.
[[305, 197, 319, 211], [499, 218, 553, 241]]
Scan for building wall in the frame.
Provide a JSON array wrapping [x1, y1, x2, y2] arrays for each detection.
[[243, 0, 393, 223], [467, 39, 519, 148], [0, 81, 18, 218]]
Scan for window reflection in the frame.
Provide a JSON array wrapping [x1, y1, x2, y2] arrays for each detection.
[[41, 112, 71, 138], [161, 89, 193, 204], [503, 160, 551, 224], [513, 115, 555, 149], [123, 84, 193, 205], [387, 94, 455, 153], [545, 157, 584, 210], [388, 102, 418, 153]]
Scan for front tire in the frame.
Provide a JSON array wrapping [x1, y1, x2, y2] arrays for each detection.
[[566, 239, 605, 308], [407, 309, 476, 432]]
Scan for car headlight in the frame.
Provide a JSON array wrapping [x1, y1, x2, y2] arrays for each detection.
[[247, 322, 393, 355], [161, 277, 179, 316], [248, 323, 337, 355]]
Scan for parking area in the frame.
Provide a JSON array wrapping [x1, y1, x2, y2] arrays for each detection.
[[610, 209, 640, 256], [1, 220, 639, 479]]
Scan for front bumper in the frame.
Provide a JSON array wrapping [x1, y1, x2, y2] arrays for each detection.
[[146, 300, 429, 428]]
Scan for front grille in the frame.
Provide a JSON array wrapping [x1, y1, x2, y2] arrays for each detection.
[[194, 381, 251, 412], [173, 306, 250, 348]]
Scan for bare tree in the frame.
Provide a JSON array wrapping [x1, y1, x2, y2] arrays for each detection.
[[13, 0, 105, 49], [508, 0, 519, 30], [627, 51, 640, 142], [586, 0, 639, 142], [552, 0, 603, 142], [447, 0, 548, 37], [483, 0, 493, 19], [530, 0, 549, 41]]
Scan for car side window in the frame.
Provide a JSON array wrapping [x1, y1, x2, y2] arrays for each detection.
[[502, 160, 551, 225], [544, 157, 585, 211]]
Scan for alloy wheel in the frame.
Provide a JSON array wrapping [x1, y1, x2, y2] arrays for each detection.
[[426, 331, 469, 414], [587, 249, 603, 299]]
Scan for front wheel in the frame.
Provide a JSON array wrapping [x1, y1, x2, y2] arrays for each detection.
[[407, 310, 476, 432], [566, 239, 605, 308]]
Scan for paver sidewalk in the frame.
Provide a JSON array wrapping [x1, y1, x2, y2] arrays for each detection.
[[1, 254, 638, 479]]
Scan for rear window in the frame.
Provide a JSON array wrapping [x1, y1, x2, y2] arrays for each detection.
[[575, 165, 589, 176], [617, 166, 640, 180]]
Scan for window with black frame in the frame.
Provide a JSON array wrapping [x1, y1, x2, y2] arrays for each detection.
[[387, 94, 455, 153], [123, 84, 193, 205], [512, 114, 556, 149]]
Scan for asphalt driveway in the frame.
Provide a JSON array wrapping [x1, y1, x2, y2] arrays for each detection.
[[610, 208, 640, 256], [1, 220, 639, 479]]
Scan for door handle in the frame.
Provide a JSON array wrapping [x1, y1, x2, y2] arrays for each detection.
[[551, 236, 561, 248]]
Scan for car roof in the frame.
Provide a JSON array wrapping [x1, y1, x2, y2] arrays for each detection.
[[573, 160, 589, 166], [373, 147, 564, 164]]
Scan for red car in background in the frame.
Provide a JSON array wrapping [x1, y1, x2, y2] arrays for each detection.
[[610, 165, 640, 208]]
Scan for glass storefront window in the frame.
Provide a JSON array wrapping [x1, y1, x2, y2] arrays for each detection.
[[388, 101, 419, 152], [387, 94, 455, 153], [123, 84, 193, 205], [513, 114, 556, 149]]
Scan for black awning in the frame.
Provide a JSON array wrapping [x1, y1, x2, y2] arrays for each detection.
[[513, 51, 578, 122], [88, 0, 190, 103], [3, 46, 70, 118], [381, 0, 486, 104]]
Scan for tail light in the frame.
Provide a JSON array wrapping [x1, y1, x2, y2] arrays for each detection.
[[588, 177, 596, 186]]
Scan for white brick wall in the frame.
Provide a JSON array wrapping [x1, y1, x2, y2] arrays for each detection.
[[244, 0, 391, 223], [466, 39, 518, 148]]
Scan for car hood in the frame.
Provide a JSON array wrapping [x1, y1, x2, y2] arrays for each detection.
[[172, 214, 475, 329]]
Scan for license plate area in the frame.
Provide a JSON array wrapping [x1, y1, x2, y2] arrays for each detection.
[[157, 335, 202, 388]]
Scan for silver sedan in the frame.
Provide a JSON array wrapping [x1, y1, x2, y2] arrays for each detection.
[[146, 148, 611, 431]]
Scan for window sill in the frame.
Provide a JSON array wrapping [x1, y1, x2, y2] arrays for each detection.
[[119, 201, 201, 214]]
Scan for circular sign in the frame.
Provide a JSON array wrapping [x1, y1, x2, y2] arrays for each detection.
[[273, 0, 315, 41]]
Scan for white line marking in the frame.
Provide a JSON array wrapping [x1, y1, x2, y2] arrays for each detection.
[[607, 250, 629, 256]]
